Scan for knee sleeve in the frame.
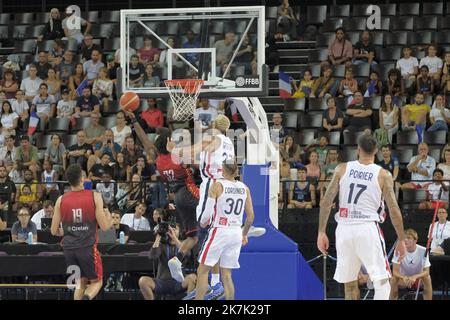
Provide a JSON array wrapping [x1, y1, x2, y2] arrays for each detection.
[[373, 279, 391, 300]]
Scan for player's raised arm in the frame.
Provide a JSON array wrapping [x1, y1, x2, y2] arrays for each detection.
[[94, 192, 112, 231], [125, 110, 154, 155]]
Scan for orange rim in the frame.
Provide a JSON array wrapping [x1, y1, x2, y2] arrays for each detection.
[[164, 79, 204, 94]]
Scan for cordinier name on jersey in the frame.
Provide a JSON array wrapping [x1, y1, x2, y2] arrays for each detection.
[[348, 169, 374, 181], [224, 187, 246, 195]]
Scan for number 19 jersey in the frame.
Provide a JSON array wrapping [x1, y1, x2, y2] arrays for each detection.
[[213, 179, 247, 229], [337, 161, 385, 224]]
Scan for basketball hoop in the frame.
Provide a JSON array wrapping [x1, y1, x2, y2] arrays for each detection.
[[164, 79, 204, 121]]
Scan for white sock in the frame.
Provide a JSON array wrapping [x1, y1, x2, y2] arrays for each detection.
[[373, 279, 391, 300], [210, 273, 220, 287]]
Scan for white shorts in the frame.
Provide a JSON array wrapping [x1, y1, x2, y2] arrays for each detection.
[[334, 222, 391, 284], [196, 178, 215, 222], [198, 227, 242, 269]]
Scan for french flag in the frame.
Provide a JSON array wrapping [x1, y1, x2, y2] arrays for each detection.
[[27, 111, 39, 136], [279, 71, 292, 98]]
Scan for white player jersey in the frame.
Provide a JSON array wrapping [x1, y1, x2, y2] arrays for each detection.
[[337, 161, 386, 224], [213, 179, 247, 229], [200, 134, 235, 181]]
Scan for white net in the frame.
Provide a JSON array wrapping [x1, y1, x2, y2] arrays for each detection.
[[164, 79, 204, 121]]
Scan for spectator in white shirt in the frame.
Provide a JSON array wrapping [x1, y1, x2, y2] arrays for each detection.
[[30, 200, 54, 230], [11, 90, 29, 132], [429, 208, 450, 252], [396, 46, 419, 80], [31, 83, 56, 126], [96, 172, 115, 206], [428, 95, 450, 132], [62, 6, 91, 44], [419, 45, 443, 81], [111, 111, 132, 146], [390, 229, 432, 300], [419, 169, 449, 209], [0, 135, 17, 167], [0, 101, 19, 137], [120, 202, 151, 231], [194, 98, 218, 130], [20, 65, 43, 102], [402, 143, 436, 189], [83, 49, 105, 85], [56, 88, 75, 118]]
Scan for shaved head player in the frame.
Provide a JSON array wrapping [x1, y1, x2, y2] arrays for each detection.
[[317, 134, 407, 300], [51, 164, 112, 300]]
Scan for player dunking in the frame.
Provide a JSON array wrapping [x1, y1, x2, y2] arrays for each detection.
[[195, 162, 255, 300], [51, 164, 112, 300], [317, 134, 407, 300]]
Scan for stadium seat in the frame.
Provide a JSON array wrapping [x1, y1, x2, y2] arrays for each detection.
[[321, 131, 341, 146], [12, 25, 28, 40], [103, 101, 121, 116], [14, 40, 36, 53], [408, 31, 433, 45], [343, 131, 365, 145], [397, 131, 419, 145], [310, 64, 322, 78], [331, 64, 346, 78], [436, 31, 450, 45], [385, 32, 409, 46], [0, 13, 10, 25], [306, 6, 327, 25], [296, 129, 316, 146], [402, 189, 427, 203], [101, 11, 120, 23], [394, 147, 414, 165], [321, 19, 343, 33], [265, 6, 278, 19], [210, 21, 224, 35], [100, 117, 117, 129], [379, 4, 397, 16], [283, 112, 299, 129], [343, 18, 366, 32], [35, 133, 52, 150], [14, 12, 34, 25], [83, 11, 100, 23], [371, 32, 384, 46], [25, 25, 45, 39], [308, 49, 328, 63], [423, 131, 447, 145], [379, 17, 391, 31], [308, 97, 326, 111], [423, 2, 444, 15], [285, 99, 306, 112], [299, 113, 323, 129], [35, 12, 50, 24], [391, 17, 414, 32], [399, 3, 420, 16], [378, 47, 402, 63], [346, 32, 360, 45], [63, 134, 78, 148], [329, 5, 350, 18], [429, 147, 442, 162], [366, 96, 382, 110], [48, 118, 70, 133], [71, 117, 92, 133], [0, 26, 8, 40], [414, 17, 438, 31], [91, 23, 117, 39], [316, 33, 334, 48], [340, 146, 358, 162], [351, 64, 370, 78], [352, 4, 372, 17], [103, 38, 121, 51]]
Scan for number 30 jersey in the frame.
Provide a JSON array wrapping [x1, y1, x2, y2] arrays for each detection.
[[213, 179, 247, 229], [337, 161, 385, 224]]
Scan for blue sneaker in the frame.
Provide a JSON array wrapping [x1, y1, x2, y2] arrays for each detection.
[[204, 282, 225, 300], [182, 286, 212, 300]]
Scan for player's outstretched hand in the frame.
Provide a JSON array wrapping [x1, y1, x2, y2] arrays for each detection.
[[317, 232, 329, 256], [242, 235, 248, 246], [166, 137, 176, 152], [395, 240, 407, 262]]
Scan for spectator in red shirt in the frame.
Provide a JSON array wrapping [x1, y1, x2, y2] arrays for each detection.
[[138, 36, 160, 66], [139, 98, 164, 133]]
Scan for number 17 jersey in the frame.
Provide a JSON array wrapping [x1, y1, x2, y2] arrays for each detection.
[[214, 179, 247, 229], [337, 161, 385, 224]]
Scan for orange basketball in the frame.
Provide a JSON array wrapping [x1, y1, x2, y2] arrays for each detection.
[[119, 91, 140, 112]]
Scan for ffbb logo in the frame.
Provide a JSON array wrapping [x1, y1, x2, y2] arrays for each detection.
[[235, 76, 260, 88]]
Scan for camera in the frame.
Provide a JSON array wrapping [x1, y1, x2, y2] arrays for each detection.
[[154, 209, 177, 244]]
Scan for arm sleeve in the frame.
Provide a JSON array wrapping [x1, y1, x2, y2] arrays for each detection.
[[148, 246, 162, 260]]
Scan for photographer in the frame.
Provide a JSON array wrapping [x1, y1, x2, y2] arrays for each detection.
[[139, 219, 196, 300]]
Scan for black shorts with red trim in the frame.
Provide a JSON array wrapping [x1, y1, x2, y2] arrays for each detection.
[[63, 245, 103, 281], [174, 186, 199, 238]]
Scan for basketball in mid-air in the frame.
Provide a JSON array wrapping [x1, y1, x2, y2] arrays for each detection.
[[119, 91, 140, 112]]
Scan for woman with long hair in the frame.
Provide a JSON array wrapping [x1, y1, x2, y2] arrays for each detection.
[[112, 152, 129, 182], [0, 100, 18, 137], [279, 135, 301, 167], [306, 150, 321, 182], [92, 67, 113, 111], [44, 134, 66, 176], [44, 68, 61, 100], [38, 8, 64, 41], [0, 69, 19, 99], [69, 63, 85, 100], [379, 94, 399, 144]]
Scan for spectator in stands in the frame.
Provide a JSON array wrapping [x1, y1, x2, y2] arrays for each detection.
[[62, 6, 92, 44], [114, 47, 137, 65], [344, 92, 373, 133], [319, 148, 339, 202], [377, 144, 399, 183], [120, 202, 151, 231], [38, 8, 64, 41], [15, 139, 39, 182], [390, 229, 432, 300], [420, 44, 442, 82], [68, 63, 85, 100], [96, 172, 115, 206], [48, 39, 64, 66], [90, 129, 121, 168], [140, 98, 164, 133], [287, 166, 316, 209], [396, 46, 419, 80], [75, 87, 100, 118], [384, 69, 404, 105], [438, 149, 450, 180], [279, 135, 301, 167], [0, 135, 17, 167], [124, 174, 145, 209], [441, 52, 450, 94], [106, 54, 119, 84], [142, 64, 161, 88], [270, 113, 288, 143], [364, 71, 382, 97], [15, 169, 42, 212], [353, 30, 376, 67], [89, 153, 112, 182], [215, 32, 238, 74], [429, 208, 450, 251], [158, 37, 182, 79], [305, 135, 329, 166], [234, 35, 257, 75], [292, 70, 314, 98], [403, 143, 436, 189], [0, 165, 16, 222], [194, 98, 218, 130], [1, 101, 19, 138], [84, 49, 105, 86], [419, 168, 449, 209], [85, 112, 106, 146], [416, 65, 434, 96], [20, 65, 43, 103], [277, 0, 301, 41], [11, 206, 37, 243], [310, 66, 338, 97], [321, 97, 344, 132], [129, 54, 145, 88], [0, 69, 19, 100], [338, 68, 358, 102], [44, 68, 61, 101], [67, 130, 93, 170], [122, 136, 144, 167], [56, 50, 75, 87], [31, 83, 56, 126], [80, 34, 101, 63], [11, 90, 29, 132], [92, 67, 113, 111], [56, 88, 75, 118], [41, 160, 59, 202], [428, 95, 450, 132], [183, 30, 201, 66], [379, 94, 399, 144], [44, 134, 66, 176], [306, 150, 321, 182], [138, 36, 160, 66], [112, 152, 128, 182], [130, 155, 155, 181], [34, 52, 52, 81], [111, 209, 130, 243], [321, 27, 352, 68], [110, 111, 132, 147], [402, 93, 430, 142], [31, 200, 54, 230]]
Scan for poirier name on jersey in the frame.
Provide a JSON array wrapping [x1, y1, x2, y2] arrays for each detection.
[[337, 161, 386, 224]]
